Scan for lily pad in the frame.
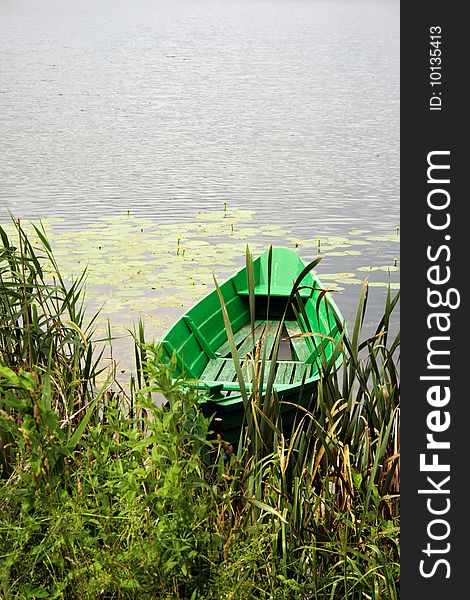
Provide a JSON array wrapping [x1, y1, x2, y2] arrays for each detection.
[[326, 250, 363, 257], [366, 234, 400, 243], [358, 265, 400, 272], [368, 282, 401, 289], [317, 272, 364, 285], [348, 229, 371, 236]]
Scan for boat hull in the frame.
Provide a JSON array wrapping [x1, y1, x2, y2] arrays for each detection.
[[198, 380, 319, 446], [158, 247, 344, 445]]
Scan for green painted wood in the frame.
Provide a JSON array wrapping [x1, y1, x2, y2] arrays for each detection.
[[208, 311, 250, 357], [218, 359, 239, 382], [162, 340, 196, 379], [292, 363, 311, 383], [203, 382, 224, 398], [195, 380, 247, 392], [191, 351, 211, 379], [237, 283, 311, 298], [202, 359, 225, 381], [215, 322, 256, 358], [236, 320, 266, 357], [233, 247, 315, 298], [201, 359, 307, 390], [194, 378, 304, 393], [187, 349, 208, 379], [262, 360, 276, 386], [284, 321, 311, 362], [283, 362, 296, 385], [275, 361, 291, 385], [189, 281, 250, 359], [183, 315, 217, 358], [260, 321, 280, 359]]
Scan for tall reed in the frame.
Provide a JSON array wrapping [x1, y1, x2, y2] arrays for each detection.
[[210, 245, 400, 598], [0, 219, 106, 477]]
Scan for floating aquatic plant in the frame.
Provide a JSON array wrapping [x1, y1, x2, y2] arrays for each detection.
[[358, 265, 400, 272], [0, 210, 400, 368]]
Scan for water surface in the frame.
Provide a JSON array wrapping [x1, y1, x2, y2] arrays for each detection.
[[0, 0, 400, 368]]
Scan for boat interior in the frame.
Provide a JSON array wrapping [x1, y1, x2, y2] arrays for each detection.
[[161, 273, 339, 396]]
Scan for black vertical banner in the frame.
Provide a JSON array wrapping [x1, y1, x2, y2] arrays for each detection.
[[401, 3, 465, 598]]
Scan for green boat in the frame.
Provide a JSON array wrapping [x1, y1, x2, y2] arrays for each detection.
[[159, 247, 344, 445]]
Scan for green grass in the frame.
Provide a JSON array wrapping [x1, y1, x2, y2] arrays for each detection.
[[1, 224, 399, 599]]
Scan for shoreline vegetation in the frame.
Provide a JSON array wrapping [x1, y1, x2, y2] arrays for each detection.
[[1, 220, 399, 599]]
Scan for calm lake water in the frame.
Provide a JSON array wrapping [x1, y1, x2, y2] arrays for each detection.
[[0, 0, 399, 368]]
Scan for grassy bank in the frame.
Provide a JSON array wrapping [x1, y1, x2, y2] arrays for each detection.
[[0, 221, 399, 599]]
